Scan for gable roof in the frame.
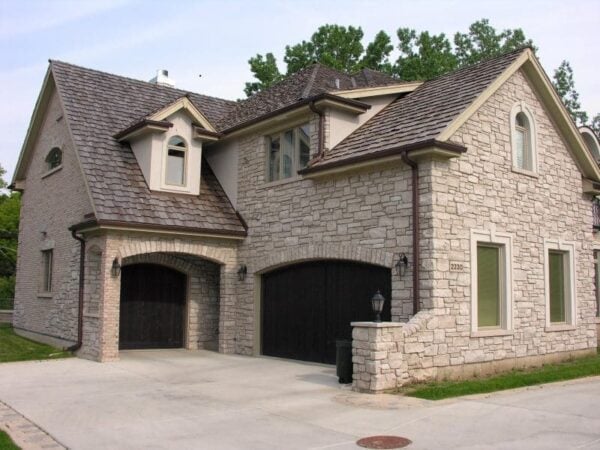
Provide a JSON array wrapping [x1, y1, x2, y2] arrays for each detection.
[[215, 63, 407, 132], [48, 60, 246, 236], [302, 48, 600, 183]]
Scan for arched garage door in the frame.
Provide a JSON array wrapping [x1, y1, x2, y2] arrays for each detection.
[[262, 260, 391, 364], [119, 264, 186, 349]]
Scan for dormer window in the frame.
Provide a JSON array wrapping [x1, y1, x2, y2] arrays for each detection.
[[165, 136, 187, 186], [267, 123, 310, 182], [45, 147, 62, 171], [510, 104, 537, 175]]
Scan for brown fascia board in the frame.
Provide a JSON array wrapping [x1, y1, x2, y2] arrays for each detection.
[[298, 140, 467, 175], [69, 218, 247, 237], [192, 125, 223, 140], [113, 119, 173, 141], [221, 93, 371, 135]]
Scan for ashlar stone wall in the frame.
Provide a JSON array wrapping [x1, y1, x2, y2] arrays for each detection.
[[353, 69, 598, 392]]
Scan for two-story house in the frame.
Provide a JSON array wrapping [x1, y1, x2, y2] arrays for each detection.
[[10, 47, 600, 393]]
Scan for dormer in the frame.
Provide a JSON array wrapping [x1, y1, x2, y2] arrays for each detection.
[[114, 96, 219, 195]]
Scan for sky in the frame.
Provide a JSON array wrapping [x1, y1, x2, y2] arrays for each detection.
[[1, 0, 599, 182]]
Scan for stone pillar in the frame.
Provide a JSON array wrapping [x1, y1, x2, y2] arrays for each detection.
[[218, 265, 237, 354], [351, 322, 406, 393]]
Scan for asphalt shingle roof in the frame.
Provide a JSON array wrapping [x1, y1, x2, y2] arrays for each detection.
[[308, 48, 526, 169], [216, 64, 401, 131], [50, 60, 246, 235]]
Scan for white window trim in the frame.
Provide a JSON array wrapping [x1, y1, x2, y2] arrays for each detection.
[[510, 102, 537, 176], [40, 248, 53, 295], [544, 239, 577, 330], [470, 229, 513, 335], [162, 135, 189, 191]]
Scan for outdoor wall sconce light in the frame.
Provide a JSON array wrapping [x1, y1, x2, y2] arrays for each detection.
[[111, 258, 121, 278], [371, 290, 385, 323], [237, 264, 247, 281], [395, 253, 409, 277]]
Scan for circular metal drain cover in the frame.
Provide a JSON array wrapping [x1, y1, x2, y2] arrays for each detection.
[[356, 435, 412, 449]]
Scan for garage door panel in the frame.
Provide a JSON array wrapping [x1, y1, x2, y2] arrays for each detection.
[[119, 264, 186, 349], [262, 260, 391, 364]]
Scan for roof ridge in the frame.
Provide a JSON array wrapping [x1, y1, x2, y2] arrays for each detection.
[[422, 46, 531, 83], [48, 59, 236, 105], [301, 64, 321, 99]]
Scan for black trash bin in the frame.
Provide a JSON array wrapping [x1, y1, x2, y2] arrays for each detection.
[[335, 339, 353, 384]]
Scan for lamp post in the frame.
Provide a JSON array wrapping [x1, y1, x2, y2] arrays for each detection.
[[371, 290, 385, 323]]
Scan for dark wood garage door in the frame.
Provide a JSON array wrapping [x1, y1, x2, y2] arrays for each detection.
[[262, 260, 391, 364], [119, 263, 186, 350]]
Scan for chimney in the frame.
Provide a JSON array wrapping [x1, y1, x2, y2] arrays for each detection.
[[149, 69, 175, 87]]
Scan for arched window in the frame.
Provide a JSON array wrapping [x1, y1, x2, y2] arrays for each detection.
[[45, 147, 62, 171], [511, 105, 536, 173], [165, 136, 186, 186], [580, 128, 600, 161]]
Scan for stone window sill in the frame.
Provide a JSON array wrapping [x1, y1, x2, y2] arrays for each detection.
[[37, 292, 53, 299], [41, 165, 62, 179], [511, 166, 538, 179], [545, 324, 576, 332], [471, 329, 513, 338], [259, 175, 302, 190]]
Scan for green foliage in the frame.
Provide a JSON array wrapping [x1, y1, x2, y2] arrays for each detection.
[[591, 114, 600, 136], [0, 324, 71, 363], [0, 164, 19, 300], [360, 30, 394, 74], [395, 28, 457, 81], [244, 53, 284, 97], [284, 25, 366, 74], [454, 19, 536, 67], [403, 350, 600, 400], [0, 429, 20, 450], [553, 61, 588, 126]]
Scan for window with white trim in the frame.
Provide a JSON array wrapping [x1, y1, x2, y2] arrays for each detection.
[[471, 230, 513, 333], [544, 240, 576, 327], [267, 123, 311, 182], [510, 104, 537, 173], [41, 249, 53, 293], [165, 136, 187, 186]]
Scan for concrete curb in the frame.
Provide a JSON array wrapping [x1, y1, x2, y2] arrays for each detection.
[[0, 400, 65, 450]]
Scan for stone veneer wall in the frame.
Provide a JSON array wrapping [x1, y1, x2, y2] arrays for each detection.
[[234, 115, 421, 355], [352, 69, 598, 392], [13, 84, 94, 345]]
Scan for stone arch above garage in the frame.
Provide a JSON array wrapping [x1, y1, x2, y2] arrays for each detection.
[[251, 243, 395, 275]]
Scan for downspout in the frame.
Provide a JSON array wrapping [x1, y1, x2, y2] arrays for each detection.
[[401, 152, 420, 315], [309, 101, 325, 157], [68, 229, 85, 352]]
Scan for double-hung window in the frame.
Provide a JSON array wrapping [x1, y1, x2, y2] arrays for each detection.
[[41, 249, 53, 293], [471, 230, 513, 333], [267, 123, 310, 182], [165, 136, 187, 186], [544, 240, 576, 327]]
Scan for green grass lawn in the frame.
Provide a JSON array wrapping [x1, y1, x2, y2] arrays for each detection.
[[0, 429, 20, 450], [402, 349, 600, 400], [0, 324, 71, 363]]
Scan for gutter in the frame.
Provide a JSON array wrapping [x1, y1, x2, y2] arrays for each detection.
[[401, 153, 420, 315], [68, 229, 86, 352], [309, 101, 325, 157]]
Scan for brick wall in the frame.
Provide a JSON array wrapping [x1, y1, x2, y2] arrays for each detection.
[[13, 83, 94, 344]]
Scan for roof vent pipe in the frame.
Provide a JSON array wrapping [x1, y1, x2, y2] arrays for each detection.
[[149, 69, 176, 87]]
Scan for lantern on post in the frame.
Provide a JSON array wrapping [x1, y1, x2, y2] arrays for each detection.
[[371, 290, 385, 323]]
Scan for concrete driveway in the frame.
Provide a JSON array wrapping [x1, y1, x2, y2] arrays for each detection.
[[0, 350, 599, 450]]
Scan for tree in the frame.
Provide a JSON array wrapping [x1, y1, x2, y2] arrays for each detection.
[[0, 164, 20, 303], [244, 53, 284, 97], [590, 114, 600, 136], [395, 28, 457, 81], [244, 25, 395, 95], [454, 19, 536, 67], [553, 61, 588, 126]]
